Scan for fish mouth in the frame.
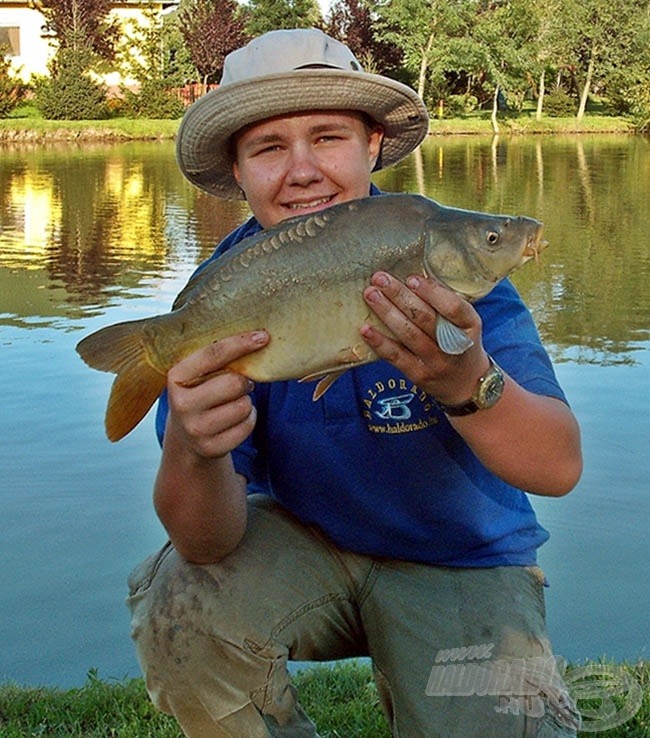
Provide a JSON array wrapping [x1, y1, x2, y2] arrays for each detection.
[[523, 225, 548, 262]]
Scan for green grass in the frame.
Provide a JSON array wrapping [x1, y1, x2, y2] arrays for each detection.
[[0, 109, 637, 143], [428, 113, 634, 135], [0, 116, 180, 141], [1, 661, 648, 737]]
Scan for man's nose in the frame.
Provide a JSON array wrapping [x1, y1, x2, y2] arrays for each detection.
[[285, 144, 324, 186]]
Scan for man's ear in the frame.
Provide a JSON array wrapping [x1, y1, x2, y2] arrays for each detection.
[[369, 125, 385, 171]]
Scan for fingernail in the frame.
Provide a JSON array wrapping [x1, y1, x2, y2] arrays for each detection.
[[407, 275, 420, 289], [374, 273, 390, 287], [251, 330, 268, 344], [365, 288, 381, 303]]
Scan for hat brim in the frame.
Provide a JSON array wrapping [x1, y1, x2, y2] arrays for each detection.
[[176, 69, 430, 200]]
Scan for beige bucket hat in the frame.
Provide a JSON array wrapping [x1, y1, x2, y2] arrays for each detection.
[[176, 28, 430, 200]]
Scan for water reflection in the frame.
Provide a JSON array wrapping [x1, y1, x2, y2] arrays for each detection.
[[1, 136, 648, 687], [377, 135, 650, 364], [0, 142, 251, 328], [2, 136, 649, 359]]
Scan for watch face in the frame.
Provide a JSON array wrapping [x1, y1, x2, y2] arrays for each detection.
[[478, 367, 505, 408]]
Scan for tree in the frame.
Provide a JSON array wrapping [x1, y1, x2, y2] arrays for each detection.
[[37, 0, 120, 64], [0, 47, 28, 117], [117, 7, 185, 118], [33, 0, 120, 119], [246, 0, 322, 36], [557, 0, 649, 120], [324, 0, 402, 75], [376, 0, 470, 102], [178, 0, 251, 86]]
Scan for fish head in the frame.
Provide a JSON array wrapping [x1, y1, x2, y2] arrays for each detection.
[[423, 209, 547, 299]]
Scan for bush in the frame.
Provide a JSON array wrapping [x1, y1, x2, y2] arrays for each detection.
[[120, 78, 184, 119], [543, 87, 577, 117], [0, 50, 28, 117], [630, 81, 650, 133], [435, 94, 478, 119], [34, 51, 108, 120]]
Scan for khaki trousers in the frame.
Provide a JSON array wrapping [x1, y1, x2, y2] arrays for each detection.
[[127, 495, 578, 738]]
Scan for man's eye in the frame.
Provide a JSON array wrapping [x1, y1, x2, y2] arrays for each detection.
[[254, 144, 282, 156]]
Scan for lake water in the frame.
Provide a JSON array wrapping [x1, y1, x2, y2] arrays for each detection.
[[1, 135, 648, 688]]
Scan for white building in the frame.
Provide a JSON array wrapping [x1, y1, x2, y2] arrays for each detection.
[[0, 0, 180, 86]]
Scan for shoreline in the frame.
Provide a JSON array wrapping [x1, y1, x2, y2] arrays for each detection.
[[0, 114, 638, 143]]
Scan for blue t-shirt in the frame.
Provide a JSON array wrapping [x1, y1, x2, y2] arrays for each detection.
[[156, 193, 566, 567]]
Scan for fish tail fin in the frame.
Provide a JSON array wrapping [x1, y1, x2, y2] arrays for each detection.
[[76, 320, 166, 441]]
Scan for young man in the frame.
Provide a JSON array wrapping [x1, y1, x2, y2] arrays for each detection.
[[128, 28, 583, 738]]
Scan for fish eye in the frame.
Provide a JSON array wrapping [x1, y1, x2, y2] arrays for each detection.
[[486, 230, 500, 245]]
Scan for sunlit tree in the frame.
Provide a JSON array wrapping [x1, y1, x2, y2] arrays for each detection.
[[246, 0, 322, 35]]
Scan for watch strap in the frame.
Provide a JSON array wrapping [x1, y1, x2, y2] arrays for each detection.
[[436, 356, 504, 417]]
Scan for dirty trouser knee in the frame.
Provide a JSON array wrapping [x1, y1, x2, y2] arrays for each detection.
[[127, 495, 373, 738], [361, 562, 579, 738]]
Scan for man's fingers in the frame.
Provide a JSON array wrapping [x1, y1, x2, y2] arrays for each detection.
[[169, 330, 269, 387]]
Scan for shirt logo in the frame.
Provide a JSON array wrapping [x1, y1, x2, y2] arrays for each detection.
[[363, 376, 440, 434], [375, 393, 415, 420]]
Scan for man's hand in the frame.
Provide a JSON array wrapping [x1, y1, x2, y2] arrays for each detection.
[[165, 330, 270, 459], [360, 272, 489, 405]]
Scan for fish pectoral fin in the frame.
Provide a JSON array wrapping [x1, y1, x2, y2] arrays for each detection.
[[313, 371, 347, 400], [299, 345, 372, 400], [298, 368, 347, 399], [436, 315, 474, 355]]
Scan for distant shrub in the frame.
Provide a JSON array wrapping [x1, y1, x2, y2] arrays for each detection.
[[543, 88, 576, 117], [444, 94, 478, 118], [120, 78, 184, 119], [34, 50, 108, 120], [630, 81, 650, 133]]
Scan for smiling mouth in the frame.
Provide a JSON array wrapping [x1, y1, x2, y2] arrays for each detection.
[[285, 196, 334, 211]]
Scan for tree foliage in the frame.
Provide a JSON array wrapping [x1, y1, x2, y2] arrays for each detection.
[[38, 0, 120, 63], [34, 0, 118, 119], [369, 0, 650, 125], [117, 8, 184, 119], [19, 0, 650, 127], [245, 0, 322, 36], [376, 0, 470, 99], [0, 48, 28, 117], [178, 0, 251, 84], [35, 48, 108, 119], [323, 0, 402, 75]]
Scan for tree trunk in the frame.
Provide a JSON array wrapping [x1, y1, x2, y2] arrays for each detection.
[[491, 84, 500, 134], [577, 49, 594, 121], [417, 32, 435, 100], [536, 68, 545, 121]]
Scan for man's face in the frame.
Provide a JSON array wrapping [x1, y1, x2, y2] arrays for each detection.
[[232, 110, 384, 229]]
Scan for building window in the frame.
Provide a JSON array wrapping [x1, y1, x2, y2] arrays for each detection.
[[0, 27, 20, 57]]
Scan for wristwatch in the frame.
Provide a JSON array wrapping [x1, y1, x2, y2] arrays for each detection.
[[436, 356, 505, 416]]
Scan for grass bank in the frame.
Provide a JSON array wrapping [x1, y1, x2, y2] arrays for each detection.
[[1, 660, 647, 737], [428, 113, 635, 135], [0, 112, 636, 142], [0, 117, 179, 142]]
